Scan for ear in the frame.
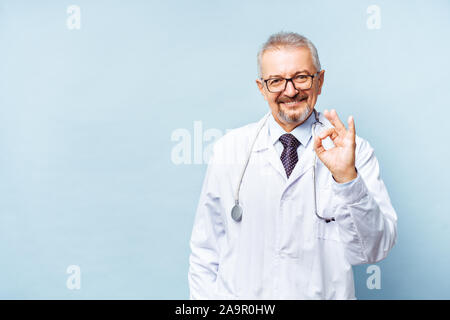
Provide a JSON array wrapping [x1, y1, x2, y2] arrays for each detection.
[[317, 70, 325, 95], [256, 79, 268, 101]]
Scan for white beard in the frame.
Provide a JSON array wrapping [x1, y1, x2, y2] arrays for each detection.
[[278, 103, 312, 124]]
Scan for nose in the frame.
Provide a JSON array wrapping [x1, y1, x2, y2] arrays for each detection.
[[283, 79, 298, 97]]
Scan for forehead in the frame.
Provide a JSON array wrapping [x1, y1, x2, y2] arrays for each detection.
[[260, 46, 316, 78]]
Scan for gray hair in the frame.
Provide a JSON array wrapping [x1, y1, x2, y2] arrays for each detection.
[[257, 32, 321, 78]]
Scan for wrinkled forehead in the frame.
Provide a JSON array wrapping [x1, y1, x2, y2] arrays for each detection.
[[260, 46, 316, 78]]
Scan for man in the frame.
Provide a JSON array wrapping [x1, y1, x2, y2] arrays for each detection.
[[188, 32, 397, 299]]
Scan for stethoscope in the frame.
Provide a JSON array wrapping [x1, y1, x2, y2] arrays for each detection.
[[231, 109, 336, 223]]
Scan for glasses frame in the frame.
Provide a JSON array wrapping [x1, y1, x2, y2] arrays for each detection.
[[261, 71, 321, 93]]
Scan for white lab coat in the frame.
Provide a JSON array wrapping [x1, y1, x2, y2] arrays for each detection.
[[188, 111, 397, 300]]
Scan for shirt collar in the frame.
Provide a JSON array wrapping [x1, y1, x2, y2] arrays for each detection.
[[268, 110, 316, 147]]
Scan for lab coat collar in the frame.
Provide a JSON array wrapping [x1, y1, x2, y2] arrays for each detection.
[[267, 111, 315, 149], [252, 110, 318, 183], [252, 112, 273, 153], [253, 110, 317, 152]]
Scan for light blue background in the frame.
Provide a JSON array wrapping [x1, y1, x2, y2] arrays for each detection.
[[1, 0, 449, 299]]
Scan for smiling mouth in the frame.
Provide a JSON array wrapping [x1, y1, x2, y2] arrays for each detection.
[[279, 96, 307, 107]]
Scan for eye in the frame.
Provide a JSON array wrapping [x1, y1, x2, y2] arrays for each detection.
[[295, 75, 308, 80], [269, 78, 282, 85]]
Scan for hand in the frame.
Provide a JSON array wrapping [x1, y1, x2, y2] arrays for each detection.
[[313, 109, 357, 183]]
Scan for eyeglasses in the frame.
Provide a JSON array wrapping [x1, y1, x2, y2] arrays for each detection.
[[262, 72, 320, 93]]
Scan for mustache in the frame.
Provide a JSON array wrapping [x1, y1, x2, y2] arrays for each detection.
[[277, 94, 308, 104]]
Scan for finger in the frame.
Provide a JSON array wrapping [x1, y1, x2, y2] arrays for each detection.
[[313, 136, 325, 155], [318, 127, 338, 141], [324, 109, 346, 134], [348, 115, 356, 139], [329, 109, 346, 132]]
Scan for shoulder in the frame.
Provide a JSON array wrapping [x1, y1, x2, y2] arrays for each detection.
[[213, 119, 261, 153]]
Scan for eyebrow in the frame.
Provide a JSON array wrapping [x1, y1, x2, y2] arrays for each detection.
[[266, 70, 311, 79]]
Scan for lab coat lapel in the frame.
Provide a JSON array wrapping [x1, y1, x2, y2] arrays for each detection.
[[252, 113, 287, 181], [285, 141, 315, 187], [286, 111, 333, 187]]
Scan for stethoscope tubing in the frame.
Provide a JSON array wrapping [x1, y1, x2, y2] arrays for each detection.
[[232, 109, 335, 223]]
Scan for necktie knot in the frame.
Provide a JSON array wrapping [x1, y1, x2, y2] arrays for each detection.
[[279, 133, 300, 149]]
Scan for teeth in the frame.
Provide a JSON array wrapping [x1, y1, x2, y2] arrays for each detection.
[[282, 98, 306, 106]]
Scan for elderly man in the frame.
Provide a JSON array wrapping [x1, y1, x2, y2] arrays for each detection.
[[188, 32, 397, 299]]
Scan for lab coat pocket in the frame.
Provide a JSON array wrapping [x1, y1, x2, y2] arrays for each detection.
[[315, 187, 340, 242], [315, 218, 340, 241]]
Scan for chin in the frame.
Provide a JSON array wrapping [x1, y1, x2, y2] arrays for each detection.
[[278, 104, 312, 124]]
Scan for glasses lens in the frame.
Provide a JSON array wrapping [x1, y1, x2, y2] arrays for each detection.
[[267, 79, 286, 92], [293, 75, 312, 90], [267, 75, 313, 92]]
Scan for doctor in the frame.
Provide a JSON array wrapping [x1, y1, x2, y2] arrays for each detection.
[[188, 32, 397, 299]]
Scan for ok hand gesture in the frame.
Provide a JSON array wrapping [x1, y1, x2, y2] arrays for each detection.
[[313, 109, 357, 183]]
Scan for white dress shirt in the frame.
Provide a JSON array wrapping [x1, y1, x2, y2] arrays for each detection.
[[268, 111, 316, 162]]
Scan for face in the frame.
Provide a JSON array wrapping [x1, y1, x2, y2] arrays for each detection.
[[256, 47, 325, 130]]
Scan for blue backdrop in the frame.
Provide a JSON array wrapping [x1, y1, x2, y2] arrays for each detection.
[[1, 0, 449, 299]]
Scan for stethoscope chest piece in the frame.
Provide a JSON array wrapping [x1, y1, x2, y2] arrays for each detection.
[[231, 204, 243, 222]]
